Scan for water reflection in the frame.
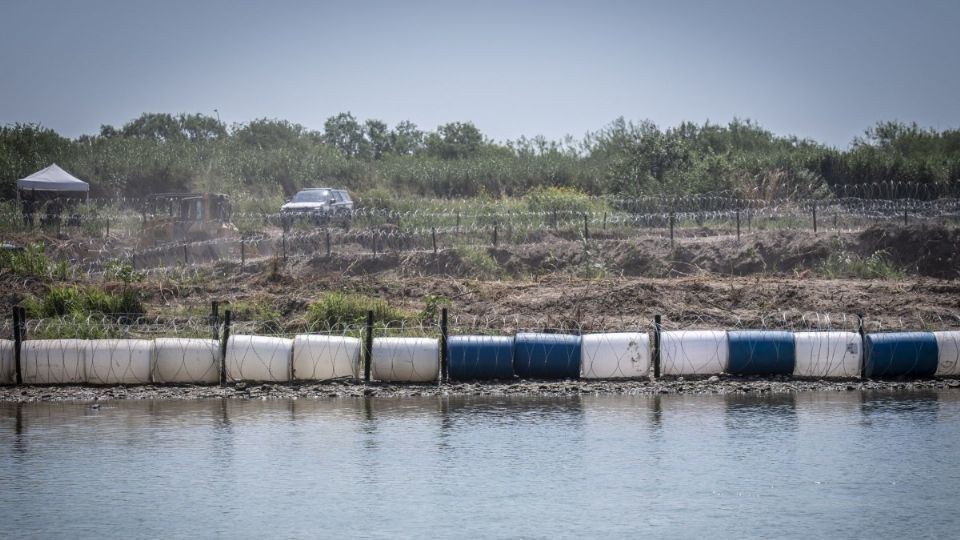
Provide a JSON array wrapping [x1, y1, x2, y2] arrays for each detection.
[[1, 391, 959, 539]]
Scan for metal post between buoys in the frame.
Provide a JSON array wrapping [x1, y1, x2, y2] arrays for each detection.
[[440, 308, 449, 383], [364, 310, 374, 383], [220, 309, 231, 386], [653, 315, 662, 379], [857, 313, 866, 379], [211, 301, 220, 342], [12, 307, 23, 385]]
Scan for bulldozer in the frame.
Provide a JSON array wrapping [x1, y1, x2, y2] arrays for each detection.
[[141, 193, 235, 245]]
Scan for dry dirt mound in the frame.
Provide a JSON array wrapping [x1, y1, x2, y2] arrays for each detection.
[[855, 225, 960, 279]]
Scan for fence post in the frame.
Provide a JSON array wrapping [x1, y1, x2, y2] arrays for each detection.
[[183, 244, 189, 265], [812, 203, 818, 233], [553, 209, 558, 230], [904, 208, 908, 227], [602, 212, 607, 230], [669, 212, 675, 249], [583, 214, 589, 240], [105, 218, 110, 238], [13, 307, 23, 385], [325, 229, 331, 257], [747, 209, 752, 233], [493, 225, 498, 247], [364, 310, 374, 383], [653, 314, 661, 379], [220, 309, 231, 386], [440, 307, 448, 383], [857, 313, 866, 379], [456, 212, 460, 235], [240, 237, 245, 271], [737, 208, 740, 242], [282, 231, 287, 263], [432, 227, 437, 255], [210, 301, 220, 342]]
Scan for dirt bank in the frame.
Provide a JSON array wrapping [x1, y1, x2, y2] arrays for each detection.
[[2, 377, 959, 403]]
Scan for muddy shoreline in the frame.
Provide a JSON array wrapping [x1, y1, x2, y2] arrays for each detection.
[[2, 376, 959, 402]]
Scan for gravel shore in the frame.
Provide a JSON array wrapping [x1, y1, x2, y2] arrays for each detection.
[[2, 376, 959, 402]]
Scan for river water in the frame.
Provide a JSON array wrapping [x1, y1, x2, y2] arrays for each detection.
[[1, 391, 958, 539]]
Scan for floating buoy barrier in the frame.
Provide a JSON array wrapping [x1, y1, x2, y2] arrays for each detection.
[[153, 338, 221, 384], [371, 337, 439, 382], [864, 332, 939, 378], [793, 332, 862, 378], [21, 339, 87, 384], [447, 335, 514, 380], [580, 332, 650, 379], [86, 339, 154, 384], [513, 333, 581, 379], [933, 331, 960, 377], [0, 340, 13, 384], [225, 335, 293, 382], [292, 335, 361, 381], [660, 330, 728, 376], [727, 330, 795, 376]]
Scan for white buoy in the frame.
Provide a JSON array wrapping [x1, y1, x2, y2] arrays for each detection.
[[153, 338, 221, 384], [22, 339, 86, 384], [581, 333, 650, 379], [660, 330, 728, 376], [794, 332, 862, 378], [0, 339, 14, 384], [934, 331, 960, 377], [225, 335, 292, 382], [371, 337, 439, 382], [292, 335, 361, 381], [86, 339, 154, 384]]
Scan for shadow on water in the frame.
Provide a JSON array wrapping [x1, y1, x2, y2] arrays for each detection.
[[724, 393, 798, 434], [859, 390, 940, 427]]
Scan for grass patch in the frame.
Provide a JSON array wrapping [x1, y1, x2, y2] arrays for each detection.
[[817, 249, 904, 279], [306, 291, 411, 330], [23, 285, 145, 320], [455, 245, 500, 279]]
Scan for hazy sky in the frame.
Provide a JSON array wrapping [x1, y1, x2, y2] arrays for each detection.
[[2, 0, 958, 148]]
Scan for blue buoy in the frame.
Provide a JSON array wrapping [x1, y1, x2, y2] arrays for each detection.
[[447, 336, 515, 380], [864, 332, 939, 378], [727, 330, 796, 375], [513, 333, 581, 379]]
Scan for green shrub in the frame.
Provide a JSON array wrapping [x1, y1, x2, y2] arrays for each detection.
[[524, 186, 605, 215], [0, 243, 53, 279]]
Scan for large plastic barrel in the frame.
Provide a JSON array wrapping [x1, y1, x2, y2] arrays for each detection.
[[447, 335, 514, 380], [371, 337, 439, 382], [292, 335, 361, 381], [22, 339, 86, 384], [153, 338, 221, 384], [86, 339, 154, 384], [727, 330, 795, 376], [581, 333, 650, 379], [660, 330, 728, 376], [225, 335, 292, 382], [864, 332, 938, 378], [513, 333, 581, 380], [0, 340, 13, 384], [934, 331, 960, 377], [793, 332, 862, 378]]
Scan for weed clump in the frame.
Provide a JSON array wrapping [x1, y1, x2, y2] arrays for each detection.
[[306, 292, 410, 330]]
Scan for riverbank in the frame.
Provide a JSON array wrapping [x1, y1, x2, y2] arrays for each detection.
[[2, 376, 959, 402]]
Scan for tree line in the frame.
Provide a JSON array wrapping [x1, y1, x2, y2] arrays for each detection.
[[2, 112, 959, 204]]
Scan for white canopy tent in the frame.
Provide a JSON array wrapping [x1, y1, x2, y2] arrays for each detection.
[[16, 164, 89, 202]]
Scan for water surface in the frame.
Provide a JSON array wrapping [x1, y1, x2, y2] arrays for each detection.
[[1, 391, 958, 539]]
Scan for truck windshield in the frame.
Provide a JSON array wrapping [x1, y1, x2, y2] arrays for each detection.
[[292, 190, 331, 203]]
